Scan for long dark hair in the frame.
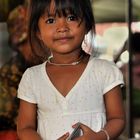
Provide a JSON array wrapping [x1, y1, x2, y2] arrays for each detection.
[[28, 0, 95, 61]]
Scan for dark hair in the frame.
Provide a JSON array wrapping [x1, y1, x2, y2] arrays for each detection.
[[131, 32, 140, 53], [114, 32, 140, 63], [28, 0, 95, 60]]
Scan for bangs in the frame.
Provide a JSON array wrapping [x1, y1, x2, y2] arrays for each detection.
[[44, 0, 83, 19]]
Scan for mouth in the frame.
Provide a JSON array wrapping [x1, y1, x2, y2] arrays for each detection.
[[54, 36, 73, 42]]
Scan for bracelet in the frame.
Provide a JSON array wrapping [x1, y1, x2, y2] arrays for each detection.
[[100, 128, 110, 140]]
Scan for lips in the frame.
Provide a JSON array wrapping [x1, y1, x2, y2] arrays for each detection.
[[54, 36, 73, 42]]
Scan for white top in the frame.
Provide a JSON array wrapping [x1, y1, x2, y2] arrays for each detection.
[[17, 56, 124, 140]]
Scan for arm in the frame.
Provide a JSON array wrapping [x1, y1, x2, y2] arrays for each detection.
[[101, 85, 126, 139], [17, 100, 42, 140], [73, 85, 125, 140]]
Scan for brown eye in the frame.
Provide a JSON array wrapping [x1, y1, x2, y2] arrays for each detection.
[[67, 15, 77, 22], [46, 17, 55, 24]]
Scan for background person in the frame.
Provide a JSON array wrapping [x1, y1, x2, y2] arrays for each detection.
[[0, 3, 40, 132], [119, 32, 140, 117]]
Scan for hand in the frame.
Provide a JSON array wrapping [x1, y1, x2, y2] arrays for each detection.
[[57, 132, 69, 140], [72, 123, 96, 140]]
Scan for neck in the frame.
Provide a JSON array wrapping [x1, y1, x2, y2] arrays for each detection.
[[47, 52, 85, 66], [50, 49, 85, 63]]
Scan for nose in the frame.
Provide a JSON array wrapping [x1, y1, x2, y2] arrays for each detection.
[[56, 17, 69, 33]]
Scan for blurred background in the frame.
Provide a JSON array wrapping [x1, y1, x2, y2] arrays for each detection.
[[0, 0, 140, 139]]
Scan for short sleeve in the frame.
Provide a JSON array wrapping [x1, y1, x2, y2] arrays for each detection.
[[102, 61, 124, 94], [17, 68, 37, 103]]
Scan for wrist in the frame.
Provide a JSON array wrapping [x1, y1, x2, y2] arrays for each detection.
[[100, 128, 110, 140]]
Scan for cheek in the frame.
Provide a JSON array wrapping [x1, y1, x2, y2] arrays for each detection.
[[39, 29, 53, 43], [75, 29, 86, 42], [39, 31, 55, 49], [38, 19, 54, 40], [75, 24, 87, 39]]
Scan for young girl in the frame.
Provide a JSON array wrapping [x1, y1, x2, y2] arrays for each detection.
[[17, 0, 125, 140]]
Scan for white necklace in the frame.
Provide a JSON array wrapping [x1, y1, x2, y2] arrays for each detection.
[[47, 55, 83, 66]]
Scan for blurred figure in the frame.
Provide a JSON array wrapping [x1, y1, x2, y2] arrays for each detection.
[[120, 32, 140, 90], [118, 32, 140, 117], [131, 33, 140, 90], [0, 3, 39, 132]]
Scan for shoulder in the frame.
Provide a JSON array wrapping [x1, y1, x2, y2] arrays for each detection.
[[22, 61, 46, 79], [90, 57, 123, 78], [90, 58, 124, 93], [27, 61, 46, 72], [91, 57, 117, 69], [18, 62, 46, 90]]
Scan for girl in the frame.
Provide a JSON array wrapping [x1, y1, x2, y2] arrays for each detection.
[[17, 0, 125, 140]]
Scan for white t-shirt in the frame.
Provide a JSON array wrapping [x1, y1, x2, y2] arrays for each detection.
[[17, 56, 124, 140]]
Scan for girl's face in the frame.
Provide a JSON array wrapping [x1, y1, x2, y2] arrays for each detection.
[[37, 1, 87, 55]]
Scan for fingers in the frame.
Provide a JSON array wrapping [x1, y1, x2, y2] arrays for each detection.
[[72, 122, 81, 128], [57, 132, 69, 140], [72, 122, 87, 129], [72, 122, 91, 134]]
